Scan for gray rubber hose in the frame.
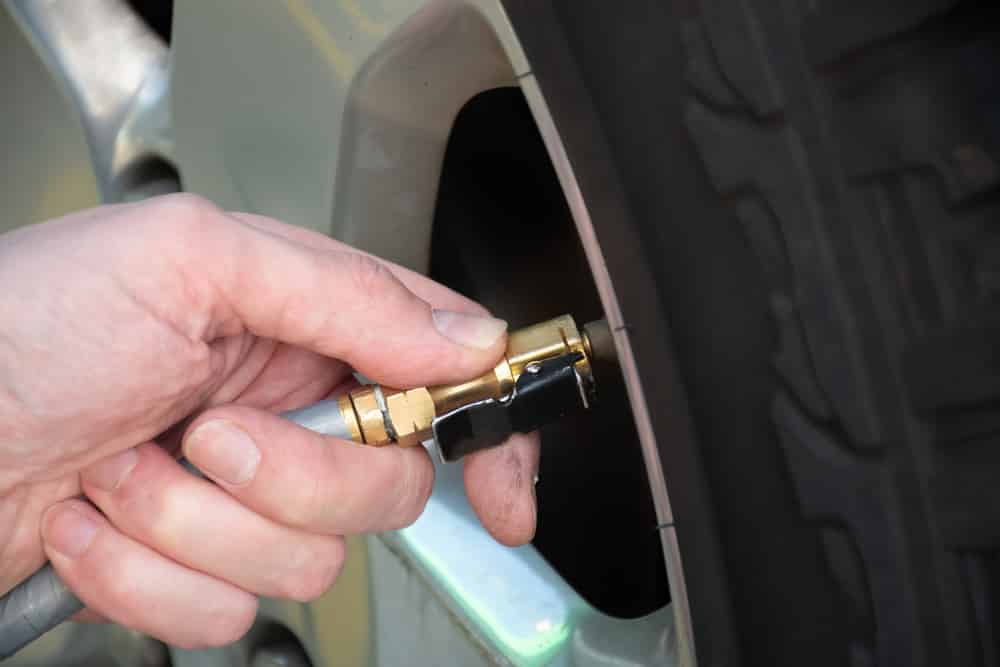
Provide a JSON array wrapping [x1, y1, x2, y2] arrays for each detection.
[[0, 399, 354, 659], [0, 563, 84, 659]]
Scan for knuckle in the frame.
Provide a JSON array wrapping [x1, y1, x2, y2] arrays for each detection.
[[145, 193, 227, 250], [153, 192, 219, 224], [197, 597, 257, 648], [205, 595, 257, 646], [280, 539, 345, 602], [344, 252, 398, 303], [133, 194, 229, 273]]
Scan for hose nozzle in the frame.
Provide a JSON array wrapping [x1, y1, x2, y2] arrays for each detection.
[[321, 314, 613, 459]]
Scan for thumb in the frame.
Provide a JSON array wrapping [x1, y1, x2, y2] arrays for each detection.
[[169, 198, 506, 387]]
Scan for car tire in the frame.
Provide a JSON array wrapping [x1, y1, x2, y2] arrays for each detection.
[[506, 1, 1000, 665]]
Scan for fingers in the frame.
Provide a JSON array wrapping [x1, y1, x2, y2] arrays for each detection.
[[228, 212, 489, 316], [148, 194, 507, 387], [79, 444, 346, 602], [463, 432, 541, 546], [181, 405, 435, 535], [209, 340, 350, 413], [42, 499, 257, 649]]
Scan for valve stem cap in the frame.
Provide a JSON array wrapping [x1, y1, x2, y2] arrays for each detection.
[[582, 319, 618, 387]]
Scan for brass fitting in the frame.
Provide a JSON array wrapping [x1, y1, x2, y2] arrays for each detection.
[[338, 314, 604, 447], [384, 387, 435, 447]]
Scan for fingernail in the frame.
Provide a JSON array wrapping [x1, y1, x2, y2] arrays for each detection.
[[432, 310, 507, 350], [184, 420, 260, 486], [83, 448, 138, 492], [45, 504, 99, 559]]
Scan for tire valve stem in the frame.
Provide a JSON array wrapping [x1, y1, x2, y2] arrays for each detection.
[[286, 314, 617, 462]]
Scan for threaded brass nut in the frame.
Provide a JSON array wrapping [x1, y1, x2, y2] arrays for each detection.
[[385, 387, 435, 447], [337, 394, 363, 443], [350, 388, 390, 446]]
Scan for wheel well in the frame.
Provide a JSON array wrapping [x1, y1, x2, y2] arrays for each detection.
[[430, 87, 669, 618]]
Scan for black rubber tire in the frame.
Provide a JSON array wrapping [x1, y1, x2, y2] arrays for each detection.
[[505, 1, 1000, 666]]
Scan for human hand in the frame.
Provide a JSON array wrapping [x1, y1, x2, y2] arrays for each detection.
[[0, 194, 539, 647]]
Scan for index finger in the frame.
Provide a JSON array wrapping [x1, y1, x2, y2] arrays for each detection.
[[228, 212, 488, 317], [147, 195, 507, 389]]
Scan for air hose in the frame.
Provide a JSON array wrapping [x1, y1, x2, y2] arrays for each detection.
[[0, 563, 83, 658]]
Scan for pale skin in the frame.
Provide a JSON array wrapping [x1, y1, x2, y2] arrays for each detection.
[[0, 193, 540, 648]]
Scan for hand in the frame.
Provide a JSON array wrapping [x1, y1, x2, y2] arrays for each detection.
[[0, 194, 540, 648]]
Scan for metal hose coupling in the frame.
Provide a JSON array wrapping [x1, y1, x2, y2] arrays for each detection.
[[331, 314, 615, 461]]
